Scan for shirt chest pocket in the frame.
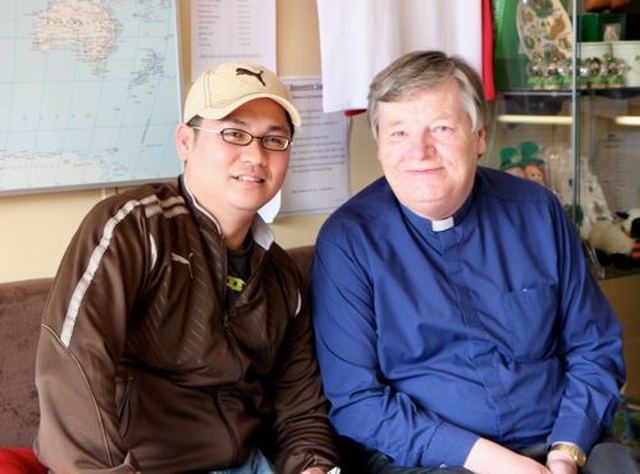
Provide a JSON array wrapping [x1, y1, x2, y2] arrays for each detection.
[[498, 284, 559, 362]]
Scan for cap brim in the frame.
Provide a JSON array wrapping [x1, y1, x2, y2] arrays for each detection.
[[192, 93, 301, 127]]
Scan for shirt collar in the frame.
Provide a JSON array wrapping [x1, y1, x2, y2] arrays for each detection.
[[431, 217, 455, 232], [401, 185, 476, 233]]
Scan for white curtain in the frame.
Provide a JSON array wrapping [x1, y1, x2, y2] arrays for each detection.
[[316, 0, 483, 113]]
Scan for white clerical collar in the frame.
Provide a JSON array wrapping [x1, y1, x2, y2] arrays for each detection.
[[431, 216, 454, 232]]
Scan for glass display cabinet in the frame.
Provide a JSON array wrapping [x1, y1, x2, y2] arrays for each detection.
[[486, 0, 640, 279]]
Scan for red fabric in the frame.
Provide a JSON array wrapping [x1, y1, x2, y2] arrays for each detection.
[[0, 448, 48, 474], [482, 0, 496, 101]]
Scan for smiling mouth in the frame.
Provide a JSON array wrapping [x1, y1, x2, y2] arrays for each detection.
[[235, 175, 265, 183], [406, 167, 441, 174]]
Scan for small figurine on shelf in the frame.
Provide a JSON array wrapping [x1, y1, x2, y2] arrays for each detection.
[[543, 57, 565, 90], [603, 54, 625, 88], [499, 146, 525, 177], [588, 57, 608, 89], [578, 58, 593, 89], [526, 53, 546, 90], [523, 157, 547, 185], [498, 142, 549, 186], [520, 141, 547, 186], [556, 58, 573, 89]]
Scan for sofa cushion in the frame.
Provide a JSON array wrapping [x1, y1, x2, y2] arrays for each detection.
[[287, 245, 315, 287], [0, 278, 52, 447], [0, 448, 47, 474]]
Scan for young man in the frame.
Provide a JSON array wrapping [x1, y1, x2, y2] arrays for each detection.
[[310, 51, 639, 474], [35, 62, 339, 474]]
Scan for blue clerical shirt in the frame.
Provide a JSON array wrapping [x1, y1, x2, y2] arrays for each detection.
[[310, 167, 625, 468]]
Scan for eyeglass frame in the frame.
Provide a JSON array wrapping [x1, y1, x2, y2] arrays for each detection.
[[190, 126, 293, 152]]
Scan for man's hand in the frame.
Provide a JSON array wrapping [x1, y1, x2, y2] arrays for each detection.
[[465, 438, 552, 474], [301, 468, 330, 474], [546, 448, 579, 474]]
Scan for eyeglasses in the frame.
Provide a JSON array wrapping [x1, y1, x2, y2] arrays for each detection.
[[190, 126, 292, 152]]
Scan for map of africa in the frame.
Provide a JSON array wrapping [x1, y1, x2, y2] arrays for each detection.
[[0, 0, 182, 194]]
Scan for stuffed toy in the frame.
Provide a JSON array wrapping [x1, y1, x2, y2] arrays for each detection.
[[588, 208, 640, 270], [618, 208, 640, 260], [498, 142, 548, 185]]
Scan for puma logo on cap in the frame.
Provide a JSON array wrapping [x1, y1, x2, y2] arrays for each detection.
[[235, 67, 266, 86]]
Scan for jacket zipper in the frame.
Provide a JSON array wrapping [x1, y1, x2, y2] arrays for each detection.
[[213, 389, 241, 465], [222, 310, 230, 333]]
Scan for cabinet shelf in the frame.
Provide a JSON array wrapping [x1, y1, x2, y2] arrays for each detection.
[[502, 87, 640, 104], [499, 92, 569, 116], [593, 87, 640, 100]]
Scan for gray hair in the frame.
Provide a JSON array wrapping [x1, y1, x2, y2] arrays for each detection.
[[367, 51, 488, 139]]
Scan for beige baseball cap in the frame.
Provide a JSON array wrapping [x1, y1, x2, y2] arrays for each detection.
[[183, 62, 301, 127]]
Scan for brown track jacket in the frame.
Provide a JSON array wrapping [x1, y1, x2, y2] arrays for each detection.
[[34, 178, 338, 473]]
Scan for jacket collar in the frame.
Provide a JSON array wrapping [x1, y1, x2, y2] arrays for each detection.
[[180, 175, 275, 251]]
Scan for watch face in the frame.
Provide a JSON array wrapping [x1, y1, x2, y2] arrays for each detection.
[[550, 443, 586, 467]]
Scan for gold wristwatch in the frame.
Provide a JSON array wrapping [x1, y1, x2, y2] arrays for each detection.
[[548, 442, 587, 468]]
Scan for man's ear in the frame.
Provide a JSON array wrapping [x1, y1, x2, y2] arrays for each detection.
[[476, 127, 488, 158], [175, 123, 194, 162]]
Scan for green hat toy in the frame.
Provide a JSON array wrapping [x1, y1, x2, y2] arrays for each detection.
[[519, 141, 545, 167], [499, 147, 522, 171]]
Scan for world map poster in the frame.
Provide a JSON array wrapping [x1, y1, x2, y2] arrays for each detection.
[[0, 0, 183, 194]]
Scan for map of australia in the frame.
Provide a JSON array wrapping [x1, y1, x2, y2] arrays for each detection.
[[34, 0, 119, 63], [0, 0, 182, 193]]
